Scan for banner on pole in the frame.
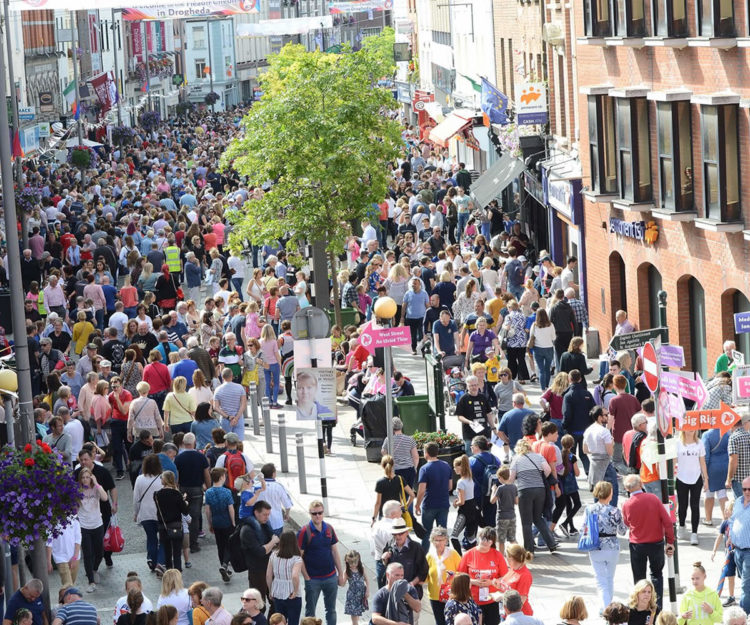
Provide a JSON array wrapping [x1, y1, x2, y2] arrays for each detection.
[[236, 15, 334, 37], [328, 0, 393, 13], [122, 0, 260, 20], [90, 71, 118, 114]]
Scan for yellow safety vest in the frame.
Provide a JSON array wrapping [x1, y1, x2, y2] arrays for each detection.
[[165, 246, 181, 273]]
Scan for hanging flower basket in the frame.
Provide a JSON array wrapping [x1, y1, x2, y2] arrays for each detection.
[[16, 186, 41, 213], [67, 145, 97, 169], [204, 91, 220, 106], [177, 101, 195, 116], [139, 110, 161, 132], [0, 442, 83, 548], [111, 125, 136, 146]]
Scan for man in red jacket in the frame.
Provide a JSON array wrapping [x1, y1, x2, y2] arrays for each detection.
[[609, 375, 643, 474], [622, 474, 675, 609]]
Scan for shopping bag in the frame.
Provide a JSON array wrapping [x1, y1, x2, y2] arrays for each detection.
[[103, 515, 125, 553]]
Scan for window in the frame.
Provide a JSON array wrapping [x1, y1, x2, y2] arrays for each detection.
[[194, 58, 207, 80], [701, 104, 740, 221], [697, 0, 735, 36], [615, 98, 651, 202], [656, 101, 693, 211], [583, 0, 613, 36], [193, 26, 206, 49], [588, 95, 617, 194], [431, 63, 453, 93], [615, 0, 647, 35], [432, 30, 451, 45], [654, 0, 688, 36]]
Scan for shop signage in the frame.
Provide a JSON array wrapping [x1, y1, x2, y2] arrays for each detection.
[[18, 106, 35, 121], [733, 365, 750, 405], [395, 81, 411, 105], [38, 91, 54, 113], [548, 177, 573, 220], [734, 311, 750, 334], [610, 217, 646, 240], [38, 122, 50, 138], [517, 81, 548, 125], [523, 171, 544, 206]]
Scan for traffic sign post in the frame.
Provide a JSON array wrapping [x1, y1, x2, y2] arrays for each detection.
[[609, 327, 669, 352], [680, 402, 741, 435], [642, 341, 660, 394]]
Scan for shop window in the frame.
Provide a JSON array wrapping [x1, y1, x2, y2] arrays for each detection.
[[654, 0, 689, 36], [701, 104, 740, 222], [616, 97, 652, 202], [588, 95, 617, 194], [615, 0, 648, 35], [735, 291, 750, 357], [657, 101, 693, 211], [583, 0, 613, 36], [697, 0, 735, 36], [689, 277, 707, 379], [647, 265, 663, 329]]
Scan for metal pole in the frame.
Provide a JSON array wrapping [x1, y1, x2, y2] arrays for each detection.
[[206, 19, 214, 112], [278, 412, 288, 473], [316, 418, 328, 506], [111, 9, 123, 127], [2, 397, 14, 600], [4, 394, 14, 446], [141, 20, 151, 112], [71, 11, 83, 145], [3, 0, 22, 192], [262, 397, 273, 453], [296, 432, 307, 493], [384, 320, 394, 456], [249, 382, 260, 436], [0, 15, 46, 607]]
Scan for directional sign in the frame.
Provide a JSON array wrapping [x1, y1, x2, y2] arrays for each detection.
[[660, 371, 708, 407], [642, 341, 660, 394], [358, 323, 376, 355], [681, 402, 741, 435], [659, 344, 685, 369], [733, 365, 750, 405], [609, 327, 669, 352], [657, 390, 672, 437], [373, 326, 411, 349], [735, 312, 750, 334]]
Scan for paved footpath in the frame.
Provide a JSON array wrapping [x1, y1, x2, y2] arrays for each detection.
[[47, 345, 728, 624]]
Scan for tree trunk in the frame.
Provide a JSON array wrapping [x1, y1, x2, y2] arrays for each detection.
[[328, 249, 342, 329]]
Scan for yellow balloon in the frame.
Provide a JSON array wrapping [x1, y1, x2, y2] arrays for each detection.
[[0, 369, 18, 392]]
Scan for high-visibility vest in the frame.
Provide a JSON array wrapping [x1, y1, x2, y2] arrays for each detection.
[[165, 246, 181, 273]]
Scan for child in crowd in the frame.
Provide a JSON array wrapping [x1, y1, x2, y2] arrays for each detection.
[[678, 561, 722, 625], [236, 473, 266, 524], [712, 500, 736, 607], [204, 467, 236, 583], [343, 550, 368, 624], [490, 466, 518, 554]]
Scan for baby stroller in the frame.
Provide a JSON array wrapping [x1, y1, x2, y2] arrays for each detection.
[[444, 365, 467, 415]]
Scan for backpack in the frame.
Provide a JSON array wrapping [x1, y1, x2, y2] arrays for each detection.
[[472, 454, 500, 497], [223, 450, 247, 493], [506, 259, 524, 287], [577, 505, 600, 551], [228, 524, 248, 572], [628, 431, 647, 470]]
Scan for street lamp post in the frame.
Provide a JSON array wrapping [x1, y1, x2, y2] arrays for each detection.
[[111, 9, 123, 127], [206, 18, 215, 112], [373, 296, 397, 455]]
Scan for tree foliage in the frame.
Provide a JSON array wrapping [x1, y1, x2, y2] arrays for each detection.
[[220, 34, 402, 258], [359, 26, 396, 81]]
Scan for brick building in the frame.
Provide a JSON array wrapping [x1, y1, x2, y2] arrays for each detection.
[[575, 0, 750, 376]]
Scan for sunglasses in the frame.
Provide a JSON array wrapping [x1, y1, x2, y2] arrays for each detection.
[[743, 488, 750, 492], [310, 511, 324, 516], [241, 597, 256, 602], [500, 373, 509, 378]]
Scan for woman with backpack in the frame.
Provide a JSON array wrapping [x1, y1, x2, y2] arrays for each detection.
[[582, 480, 627, 613]]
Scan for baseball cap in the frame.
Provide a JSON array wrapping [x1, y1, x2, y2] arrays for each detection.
[[63, 587, 82, 599], [518, 255, 527, 262]]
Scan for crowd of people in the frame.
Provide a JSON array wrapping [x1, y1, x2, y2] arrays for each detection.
[[0, 100, 749, 625]]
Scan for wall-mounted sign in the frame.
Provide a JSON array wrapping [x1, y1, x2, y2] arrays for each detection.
[[517, 81, 547, 125], [610, 218, 646, 240], [38, 91, 54, 113]]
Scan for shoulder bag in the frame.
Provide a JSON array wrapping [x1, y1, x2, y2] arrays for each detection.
[[154, 491, 184, 539]]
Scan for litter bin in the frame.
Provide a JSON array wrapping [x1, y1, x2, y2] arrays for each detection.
[[395, 395, 434, 435], [326, 307, 359, 327]]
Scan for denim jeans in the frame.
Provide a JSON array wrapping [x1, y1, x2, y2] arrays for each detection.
[[141, 519, 165, 566], [274, 596, 302, 625], [109, 419, 128, 472], [231, 277, 245, 301], [420, 507, 449, 551], [375, 559, 387, 588], [181, 486, 204, 549], [304, 576, 339, 625], [629, 541, 665, 609], [589, 548, 620, 609], [534, 347, 554, 390], [732, 480, 744, 500], [265, 362, 281, 404], [457, 212, 470, 241], [735, 547, 750, 613], [220, 417, 245, 439], [508, 284, 523, 301]]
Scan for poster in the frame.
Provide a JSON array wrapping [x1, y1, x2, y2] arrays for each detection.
[[295, 367, 337, 421], [516, 81, 548, 126], [122, 0, 260, 20], [294, 338, 332, 369]]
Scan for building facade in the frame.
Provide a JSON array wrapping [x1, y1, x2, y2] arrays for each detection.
[[576, 0, 750, 376]]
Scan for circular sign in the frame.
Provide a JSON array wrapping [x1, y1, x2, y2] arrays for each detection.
[[414, 100, 425, 111], [657, 390, 670, 438], [172, 74, 184, 86], [642, 341, 659, 394], [291, 307, 330, 340]]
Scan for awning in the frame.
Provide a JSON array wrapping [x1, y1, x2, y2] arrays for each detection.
[[470, 152, 525, 208], [423, 101, 445, 123], [429, 111, 472, 147]]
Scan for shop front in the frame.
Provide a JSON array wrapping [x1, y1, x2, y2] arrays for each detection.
[[542, 165, 586, 305], [522, 170, 549, 256]]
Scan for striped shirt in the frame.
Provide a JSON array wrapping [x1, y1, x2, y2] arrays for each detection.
[[269, 553, 302, 600], [728, 429, 750, 482], [214, 381, 245, 417], [56, 600, 99, 625], [381, 433, 417, 470], [509, 452, 547, 491], [730, 496, 750, 549]]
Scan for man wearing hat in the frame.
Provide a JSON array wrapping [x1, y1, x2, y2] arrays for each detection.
[[380, 518, 428, 602], [51, 587, 97, 625], [76, 343, 99, 378]]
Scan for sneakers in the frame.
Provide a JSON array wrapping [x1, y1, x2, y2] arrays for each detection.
[[677, 525, 687, 540], [198, 530, 206, 538], [86, 583, 96, 593], [723, 597, 736, 607], [219, 566, 231, 583], [116, 472, 125, 480], [185, 561, 192, 568], [703, 518, 714, 527], [690, 533, 699, 545], [93, 571, 100, 583]]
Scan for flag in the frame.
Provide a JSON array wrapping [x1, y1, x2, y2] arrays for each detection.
[[11, 129, 23, 160], [460, 73, 482, 93], [481, 76, 509, 125], [64, 81, 79, 119]]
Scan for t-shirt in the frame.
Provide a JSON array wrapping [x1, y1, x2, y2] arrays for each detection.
[[609, 392, 643, 443], [372, 584, 419, 624], [55, 600, 99, 625], [501, 565, 533, 615], [457, 547, 508, 605], [239, 483, 263, 519], [298, 521, 339, 579], [204, 485, 234, 529], [375, 475, 404, 514], [174, 449, 209, 488], [676, 440, 706, 485], [418, 459, 452, 510], [113, 594, 154, 625], [498, 408, 535, 449], [494, 483, 518, 520], [214, 382, 246, 418], [455, 392, 492, 440], [163, 392, 196, 426], [433, 320, 458, 356], [5, 589, 45, 625]]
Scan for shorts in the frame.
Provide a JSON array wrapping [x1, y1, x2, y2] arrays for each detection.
[[706, 489, 728, 500], [722, 548, 737, 577], [496, 518, 516, 543]]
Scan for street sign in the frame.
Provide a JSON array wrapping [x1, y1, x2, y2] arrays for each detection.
[[660, 371, 708, 407], [735, 312, 750, 334], [359, 323, 376, 355], [609, 327, 669, 352], [18, 106, 34, 121], [372, 326, 411, 349], [642, 341, 659, 394], [290, 306, 330, 340], [659, 344, 685, 368], [37, 122, 50, 138], [657, 390, 672, 437], [733, 365, 750, 405], [681, 402, 741, 435]]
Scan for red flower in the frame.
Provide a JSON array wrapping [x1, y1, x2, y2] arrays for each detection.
[[24, 443, 32, 453], [40, 443, 52, 453], [24, 458, 35, 467]]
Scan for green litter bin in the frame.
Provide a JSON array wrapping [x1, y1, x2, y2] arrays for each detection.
[[395, 395, 435, 435], [326, 308, 360, 327]]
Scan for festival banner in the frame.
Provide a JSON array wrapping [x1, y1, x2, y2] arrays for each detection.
[[90, 71, 118, 114], [122, 0, 259, 20], [328, 0, 393, 13]]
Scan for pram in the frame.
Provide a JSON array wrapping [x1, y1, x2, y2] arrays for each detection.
[[443, 356, 467, 415]]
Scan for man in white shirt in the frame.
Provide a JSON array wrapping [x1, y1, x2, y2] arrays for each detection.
[[113, 574, 154, 624], [227, 251, 245, 298], [255, 463, 292, 535], [46, 517, 81, 587], [370, 500, 403, 587], [560, 256, 579, 292], [360, 219, 378, 247], [583, 405, 618, 506], [109, 303, 129, 342]]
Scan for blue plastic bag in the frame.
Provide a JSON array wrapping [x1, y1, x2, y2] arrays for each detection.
[[577, 506, 600, 551]]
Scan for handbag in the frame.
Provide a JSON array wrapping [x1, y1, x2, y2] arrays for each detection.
[[398, 476, 414, 529], [527, 326, 536, 350], [171, 275, 184, 301], [103, 514, 125, 553]]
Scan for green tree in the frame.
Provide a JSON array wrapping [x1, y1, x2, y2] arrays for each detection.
[[220, 36, 402, 324], [359, 26, 396, 81]]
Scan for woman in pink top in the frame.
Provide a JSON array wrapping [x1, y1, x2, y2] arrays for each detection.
[[83, 274, 107, 330], [540, 371, 569, 426], [244, 301, 261, 340], [120, 276, 139, 317], [260, 324, 282, 408], [211, 217, 225, 247], [91, 380, 112, 440]]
